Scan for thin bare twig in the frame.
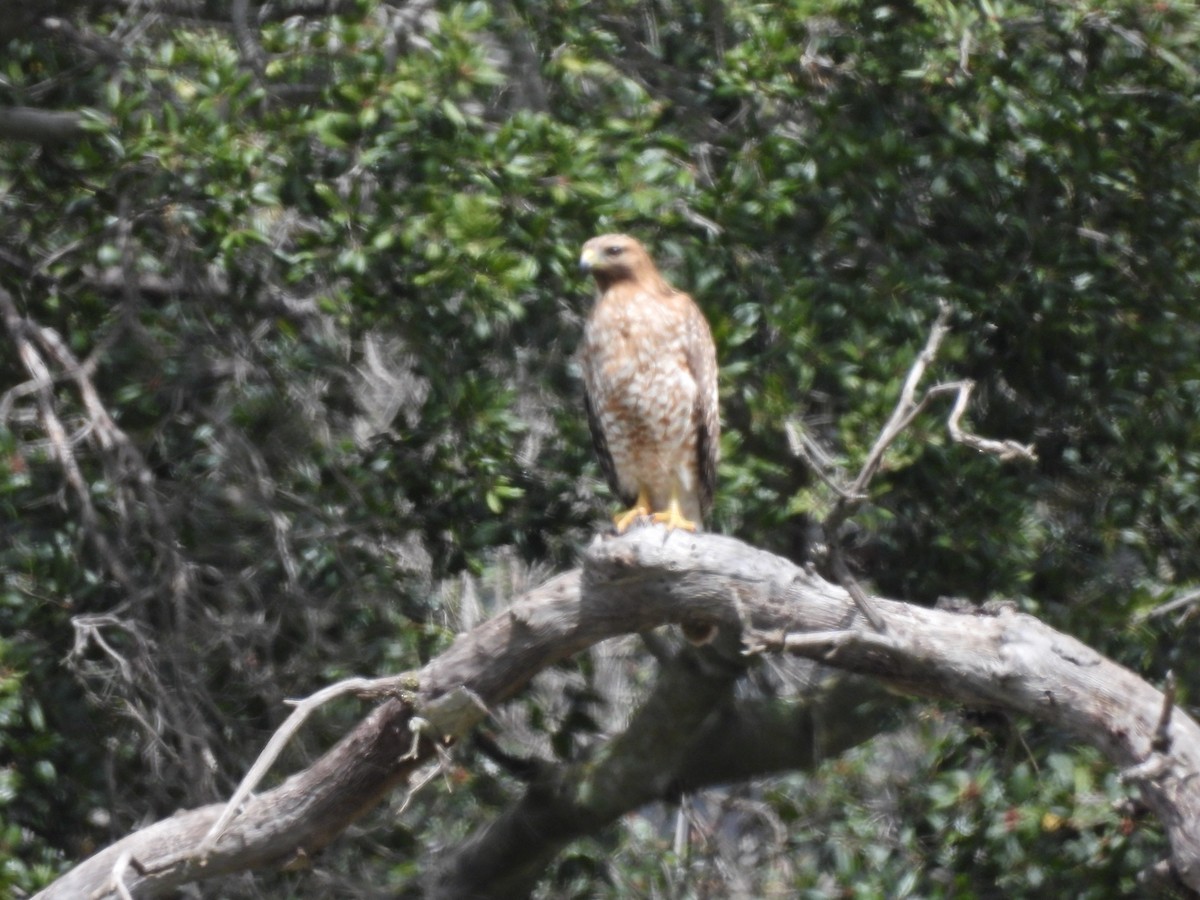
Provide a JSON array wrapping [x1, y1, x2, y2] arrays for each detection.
[[396, 761, 447, 817], [1153, 671, 1177, 755], [811, 304, 954, 631], [784, 418, 860, 501], [199, 674, 403, 855], [1133, 588, 1200, 624], [69, 616, 137, 683], [0, 288, 136, 590], [802, 303, 1035, 633], [200, 674, 488, 856], [944, 380, 1037, 461], [110, 851, 139, 900], [845, 303, 954, 502], [827, 545, 886, 631]]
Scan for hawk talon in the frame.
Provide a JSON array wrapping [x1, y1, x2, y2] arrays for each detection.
[[612, 505, 651, 535], [650, 493, 698, 533], [613, 489, 652, 535], [650, 506, 698, 533]]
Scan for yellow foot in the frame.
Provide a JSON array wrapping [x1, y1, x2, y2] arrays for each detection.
[[650, 503, 698, 533], [613, 504, 650, 534], [613, 489, 652, 534]]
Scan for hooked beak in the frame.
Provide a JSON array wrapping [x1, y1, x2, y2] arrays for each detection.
[[579, 246, 598, 274]]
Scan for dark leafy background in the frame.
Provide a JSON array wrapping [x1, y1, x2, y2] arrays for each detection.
[[1, 0, 1198, 895]]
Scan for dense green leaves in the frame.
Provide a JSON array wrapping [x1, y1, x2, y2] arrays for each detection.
[[2, 0, 1199, 894]]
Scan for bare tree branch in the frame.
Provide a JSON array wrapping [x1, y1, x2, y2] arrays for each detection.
[[0, 287, 136, 590], [0, 107, 85, 143], [1134, 587, 1200, 624], [845, 302, 954, 502], [804, 303, 1036, 632], [427, 636, 750, 898], [36, 529, 1200, 897], [198, 674, 410, 856], [427, 657, 895, 899], [0, 284, 246, 801], [820, 303, 954, 631], [943, 378, 1037, 461]]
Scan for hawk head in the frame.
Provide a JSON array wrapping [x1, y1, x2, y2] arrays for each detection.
[[579, 234, 659, 292]]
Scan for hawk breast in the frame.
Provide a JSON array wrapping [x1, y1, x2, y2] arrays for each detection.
[[582, 288, 701, 513]]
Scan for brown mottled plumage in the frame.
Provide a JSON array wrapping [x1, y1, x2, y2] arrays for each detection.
[[578, 234, 719, 536]]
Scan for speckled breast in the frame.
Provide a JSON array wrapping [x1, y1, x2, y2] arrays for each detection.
[[583, 290, 699, 499]]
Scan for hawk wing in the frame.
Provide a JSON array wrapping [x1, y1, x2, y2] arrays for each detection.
[[684, 301, 719, 520], [583, 388, 633, 508]]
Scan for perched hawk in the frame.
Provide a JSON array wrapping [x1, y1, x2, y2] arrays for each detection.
[[579, 234, 719, 535]]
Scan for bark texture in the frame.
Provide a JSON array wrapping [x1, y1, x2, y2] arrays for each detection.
[[36, 530, 1200, 897]]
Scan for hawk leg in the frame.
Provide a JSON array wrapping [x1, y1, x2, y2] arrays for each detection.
[[650, 490, 698, 533], [613, 489, 652, 535]]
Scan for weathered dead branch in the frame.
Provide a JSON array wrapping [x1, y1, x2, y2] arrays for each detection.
[[799, 303, 1037, 633], [35, 529, 1200, 897]]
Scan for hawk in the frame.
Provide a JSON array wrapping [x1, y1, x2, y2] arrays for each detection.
[[579, 234, 719, 535]]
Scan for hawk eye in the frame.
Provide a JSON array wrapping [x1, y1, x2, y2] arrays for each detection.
[[604, 246, 623, 257]]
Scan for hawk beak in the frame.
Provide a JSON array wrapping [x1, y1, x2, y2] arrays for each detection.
[[579, 247, 597, 274]]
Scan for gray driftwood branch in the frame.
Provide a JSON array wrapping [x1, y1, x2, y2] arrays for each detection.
[[425, 653, 894, 899], [35, 529, 1200, 897]]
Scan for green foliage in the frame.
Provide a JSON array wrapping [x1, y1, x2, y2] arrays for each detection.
[[0, 643, 70, 895], [776, 716, 1164, 899], [591, 714, 1164, 898], [2, 0, 1199, 894]]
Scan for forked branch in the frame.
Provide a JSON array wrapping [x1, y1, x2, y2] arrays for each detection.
[[36, 531, 1200, 898], [798, 303, 1036, 631]]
